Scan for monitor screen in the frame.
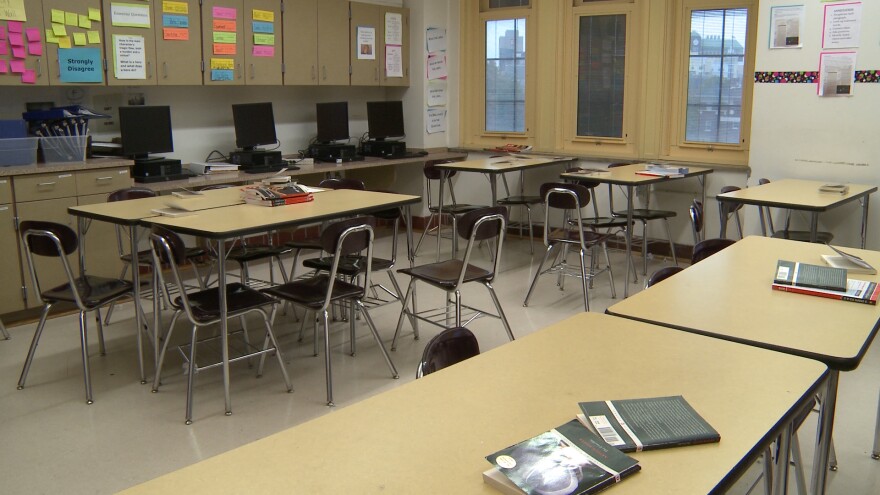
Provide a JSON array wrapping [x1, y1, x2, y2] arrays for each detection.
[[119, 105, 174, 158], [232, 102, 277, 150], [315, 102, 350, 143], [366, 101, 405, 140]]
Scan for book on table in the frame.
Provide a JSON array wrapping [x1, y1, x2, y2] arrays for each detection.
[[771, 279, 880, 305], [821, 244, 877, 275], [484, 419, 640, 495], [634, 164, 687, 178], [774, 260, 847, 292], [240, 184, 313, 206], [818, 183, 849, 194]]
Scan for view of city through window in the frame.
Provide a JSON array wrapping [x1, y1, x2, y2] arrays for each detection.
[[576, 14, 626, 138], [686, 8, 748, 144], [485, 18, 526, 133]]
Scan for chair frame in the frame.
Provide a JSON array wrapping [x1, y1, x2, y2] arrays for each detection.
[[718, 185, 744, 239], [415, 159, 484, 259]]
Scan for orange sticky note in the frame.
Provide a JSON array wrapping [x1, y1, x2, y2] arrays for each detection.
[[213, 19, 236, 32], [213, 43, 236, 55], [163, 28, 189, 41]]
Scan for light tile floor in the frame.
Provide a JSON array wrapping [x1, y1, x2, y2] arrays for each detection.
[[0, 234, 878, 494]]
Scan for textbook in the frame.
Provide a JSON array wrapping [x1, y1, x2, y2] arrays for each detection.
[[634, 165, 685, 178], [821, 244, 877, 275], [771, 279, 880, 305], [818, 183, 849, 194], [241, 184, 313, 206], [484, 419, 640, 495], [578, 396, 720, 453], [774, 260, 847, 292]]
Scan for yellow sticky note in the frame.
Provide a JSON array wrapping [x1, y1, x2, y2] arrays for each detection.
[[73, 33, 87, 46], [79, 15, 92, 29], [52, 23, 67, 37], [210, 58, 234, 70], [163, 1, 188, 14], [45, 29, 59, 44], [88, 8, 102, 22], [87, 31, 101, 44], [252, 10, 274, 22], [51, 9, 64, 24], [58, 36, 72, 49], [65, 12, 78, 26]]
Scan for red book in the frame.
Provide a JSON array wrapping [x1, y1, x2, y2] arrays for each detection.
[[771, 279, 880, 305]]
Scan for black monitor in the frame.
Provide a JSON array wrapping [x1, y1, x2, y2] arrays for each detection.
[[366, 101, 405, 141], [315, 102, 350, 144], [232, 102, 277, 151], [119, 105, 174, 161]]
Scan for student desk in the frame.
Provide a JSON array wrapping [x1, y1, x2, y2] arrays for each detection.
[[118, 312, 825, 495], [606, 235, 880, 494], [716, 179, 876, 248], [140, 189, 420, 418], [561, 164, 713, 297]]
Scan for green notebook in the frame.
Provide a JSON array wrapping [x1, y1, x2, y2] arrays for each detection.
[[775, 260, 847, 292]]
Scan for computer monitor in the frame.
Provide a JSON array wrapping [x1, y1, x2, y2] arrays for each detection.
[[119, 105, 174, 162], [366, 101, 405, 141], [232, 102, 277, 151], [315, 102, 350, 144]]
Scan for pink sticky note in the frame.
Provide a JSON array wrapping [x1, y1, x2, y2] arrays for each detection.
[[28, 41, 42, 56], [10, 59, 25, 73], [7, 21, 23, 34], [21, 69, 36, 84], [0, 25, 7, 40], [9, 32, 23, 46], [25, 27, 41, 43], [12, 45, 25, 58], [252, 45, 274, 57], [0, 42, 7, 56], [0, 60, 7, 73], [212, 6, 237, 20]]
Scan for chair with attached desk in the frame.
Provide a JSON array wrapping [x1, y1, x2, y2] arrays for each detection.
[[414, 159, 486, 258], [415, 327, 480, 378], [149, 226, 291, 424], [756, 178, 834, 244], [17, 221, 135, 405]]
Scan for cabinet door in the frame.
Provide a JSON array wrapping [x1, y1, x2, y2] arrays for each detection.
[[77, 193, 125, 280], [282, 0, 317, 85], [16, 197, 79, 309], [244, 0, 282, 84], [317, 0, 349, 86], [103, 0, 158, 85], [0, 204, 25, 313], [41, 0, 105, 86], [0, 2, 49, 86], [154, 0, 203, 85], [349, 2, 380, 86], [202, 0, 245, 85], [380, 6, 408, 87]]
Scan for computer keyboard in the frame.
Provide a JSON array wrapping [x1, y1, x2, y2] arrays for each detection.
[[382, 152, 429, 160]]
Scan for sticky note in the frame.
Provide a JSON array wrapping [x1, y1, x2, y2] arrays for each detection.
[[252, 46, 274, 57], [87, 31, 101, 44], [0, 60, 6, 73], [52, 23, 67, 37], [52, 9, 65, 24], [45, 29, 59, 44], [213, 43, 235, 55], [163, 28, 189, 41], [28, 41, 43, 56], [163, 1, 188, 14], [210, 57, 234, 70], [66, 12, 78, 26], [79, 15, 92, 29], [22, 69, 36, 84], [89, 8, 102, 22], [10, 59, 25, 73], [212, 6, 236, 20], [9, 32, 23, 47], [0, 43, 7, 56], [213, 19, 235, 32], [163, 14, 189, 28], [211, 69, 233, 81], [58, 36, 72, 49], [8, 21, 23, 33], [253, 34, 274, 46], [12, 45, 25, 58], [25, 27, 41, 43], [73, 33, 87, 46], [0, 25, 5, 40], [252, 21, 273, 34], [252, 10, 274, 22], [212, 32, 236, 44]]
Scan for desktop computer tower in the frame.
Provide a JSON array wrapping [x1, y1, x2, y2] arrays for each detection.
[[229, 149, 283, 167], [308, 143, 358, 162], [361, 140, 406, 158]]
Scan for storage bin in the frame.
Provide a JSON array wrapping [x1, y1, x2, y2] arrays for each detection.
[[0, 137, 39, 166], [40, 135, 88, 163]]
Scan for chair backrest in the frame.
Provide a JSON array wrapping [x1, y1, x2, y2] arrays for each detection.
[[691, 238, 736, 264], [107, 187, 157, 202], [645, 266, 685, 288], [318, 177, 365, 190], [316, 217, 376, 310], [416, 327, 480, 378], [149, 226, 196, 315], [424, 158, 465, 207], [606, 162, 640, 210], [689, 199, 704, 244], [539, 183, 591, 249], [454, 206, 508, 287], [19, 221, 81, 306], [757, 178, 776, 234]]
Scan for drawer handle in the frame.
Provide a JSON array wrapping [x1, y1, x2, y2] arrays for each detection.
[[37, 182, 57, 187], [95, 176, 113, 181]]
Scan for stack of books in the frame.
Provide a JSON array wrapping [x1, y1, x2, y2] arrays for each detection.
[[772, 259, 879, 304], [635, 164, 690, 178], [240, 184, 313, 206]]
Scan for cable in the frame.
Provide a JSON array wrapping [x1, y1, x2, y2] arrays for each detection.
[[204, 150, 229, 162]]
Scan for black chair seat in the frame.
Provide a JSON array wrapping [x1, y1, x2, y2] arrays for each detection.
[[302, 255, 393, 276], [428, 204, 484, 215], [226, 245, 292, 263], [398, 260, 491, 290], [263, 275, 364, 310], [771, 231, 834, 243], [497, 195, 541, 205], [548, 229, 614, 245], [43, 276, 134, 308], [612, 208, 677, 220], [577, 216, 631, 230], [174, 282, 276, 322], [285, 239, 323, 250]]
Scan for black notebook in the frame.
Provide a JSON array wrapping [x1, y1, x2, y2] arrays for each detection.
[[775, 260, 847, 292]]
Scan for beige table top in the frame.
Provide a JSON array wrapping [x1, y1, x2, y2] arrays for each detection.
[[560, 163, 713, 186], [434, 155, 576, 174], [118, 312, 826, 495], [607, 235, 880, 371], [716, 179, 876, 211], [69, 187, 244, 224]]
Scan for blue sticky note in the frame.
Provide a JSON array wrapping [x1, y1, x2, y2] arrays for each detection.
[[252, 21, 274, 34], [58, 47, 103, 83], [211, 69, 234, 81], [163, 14, 189, 28]]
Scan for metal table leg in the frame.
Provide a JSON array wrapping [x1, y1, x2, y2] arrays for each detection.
[[811, 370, 839, 495], [623, 185, 635, 298]]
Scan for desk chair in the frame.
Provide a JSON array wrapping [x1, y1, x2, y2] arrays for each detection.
[[416, 327, 480, 378], [17, 221, 135, 404], [718, 185, 744, 239], [756, 178, 834, 244], [0, 318, 9, 340], [691, 238, 736, 264], [496, 170, 541, 254], [263, 217, 399, 407], [689, 199, 705, 244], [523, 183, 616, 312], [414, 159, 485, 258], [149, 226, 291, 424], [393, 207, 515, 350]]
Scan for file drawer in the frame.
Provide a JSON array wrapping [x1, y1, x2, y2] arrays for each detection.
[[76, 167, 132, 196], [13, 172, 77, 202], [0, 178, 11, 204]]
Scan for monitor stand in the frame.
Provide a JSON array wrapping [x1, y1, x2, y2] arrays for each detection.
[[230, 149, 283, 167]]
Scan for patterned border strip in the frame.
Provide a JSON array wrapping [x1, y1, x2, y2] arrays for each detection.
[[755, 71, 880, 83]]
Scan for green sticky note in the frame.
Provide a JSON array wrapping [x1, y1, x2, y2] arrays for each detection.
[[79, 15, 92, 29], [65, 12, 78, 26], [87, 31, 101, 44], [52, 23, 67, 37], [253, 33, 275, 46], [88, 8, 102, 22], [73, 33, 87, 46], [51, 9, 65, 24], [45, 29, 59, 44], [213, 31, 236, 44]]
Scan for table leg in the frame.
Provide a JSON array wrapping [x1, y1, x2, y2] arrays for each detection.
[[405, 205, 414, 265], [437, 175, 445, 262], [490, 173, 497, 206], [218, 239, 232, 415], [128, 224, 146, 384], [624, 185, 635, 298], [811, 370, 839, 495], [773, 422, 793, 495], [809, 213, 819, 243], [872, 388, 880, 459], [860, 195, 870, 249]]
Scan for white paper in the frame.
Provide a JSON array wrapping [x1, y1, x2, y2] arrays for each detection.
[[818, 51, 856, 97], [110, 2, 151, 28], [385, 12, 402, 45], [385, 45, 403, 78], [114, 35, 146, 80], [426, 108, 447, 134], [427, 80, 447, 107], [426, 52, 447, 80], [357, 26, 376, 60], [426, 27, 446, 53], [769, 5, 804, 49], [822, 2, 862, 49]]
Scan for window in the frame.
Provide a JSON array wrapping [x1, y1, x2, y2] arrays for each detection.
[[485, 18, 527, 133], [576, 14, 626, 138], [685, 8, 748, 144]]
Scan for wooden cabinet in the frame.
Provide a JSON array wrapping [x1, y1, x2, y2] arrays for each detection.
[[380, 6, 409, 87], [201, 0, 244, 85], [350, 2, 380, 86], [243, 0, 282, 84], [283, 0, 349, 86], [103, 0, 158, 85], [153, 0, 203, 85], [41, 0, 105, 86], [0, 2, 49, 86]]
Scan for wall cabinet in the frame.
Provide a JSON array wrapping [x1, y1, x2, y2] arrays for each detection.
[[103, 0, 158, 86], [282, 0, 349, 86], [243, 0, 283, 84], [0, 2, 49, 86], [154, 0, 203, 85], [350, 2, 381, 86], [41, 0, 105, 86]]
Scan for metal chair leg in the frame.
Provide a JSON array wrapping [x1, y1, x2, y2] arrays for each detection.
[[321, 309, 334, 406], [486, 282, 515, 341], [17, 303, 53, 391], [184, 324, 198, 425], [0, 318, 9, 340], [578, 248, 590, 312], [392, 279, 417, 351], [79, 311, 94, 405], [663, 218, 678, 266], [357, 301, 399, 379], [523, 244, 556, 307]]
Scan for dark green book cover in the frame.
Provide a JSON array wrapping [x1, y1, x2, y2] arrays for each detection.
[[578, 396, 720, 453], [775, 260, 847, 292], [486, 419, 640, 495]]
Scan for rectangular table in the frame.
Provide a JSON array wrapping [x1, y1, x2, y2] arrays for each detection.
[[435, 155, 577, 205], [561, 164, 713, 297], [606, 235, 880, 494], [716, 179, 876, 248], [118, 312, 826, 495]]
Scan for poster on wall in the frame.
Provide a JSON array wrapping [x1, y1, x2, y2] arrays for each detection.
[[769, 5, 804, 48], [822, 2, 861, 49], [357, 26, 375, 60], [818, 51, 856, 96]]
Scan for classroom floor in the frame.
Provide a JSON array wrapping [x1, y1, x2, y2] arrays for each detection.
[[1, 233, 878, 494]]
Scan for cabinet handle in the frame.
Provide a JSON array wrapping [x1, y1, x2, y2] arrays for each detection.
[[163, 62, 168, 79], [95, 176, 113, 181], [236, 63, 242, 79], [322, 66, 326, 81], [37, 182, 57, 187], [375, 67, 378, 81], [147, 61, 153, 79], [249, 63, 255, 80], [311, 65, 316, 81]]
